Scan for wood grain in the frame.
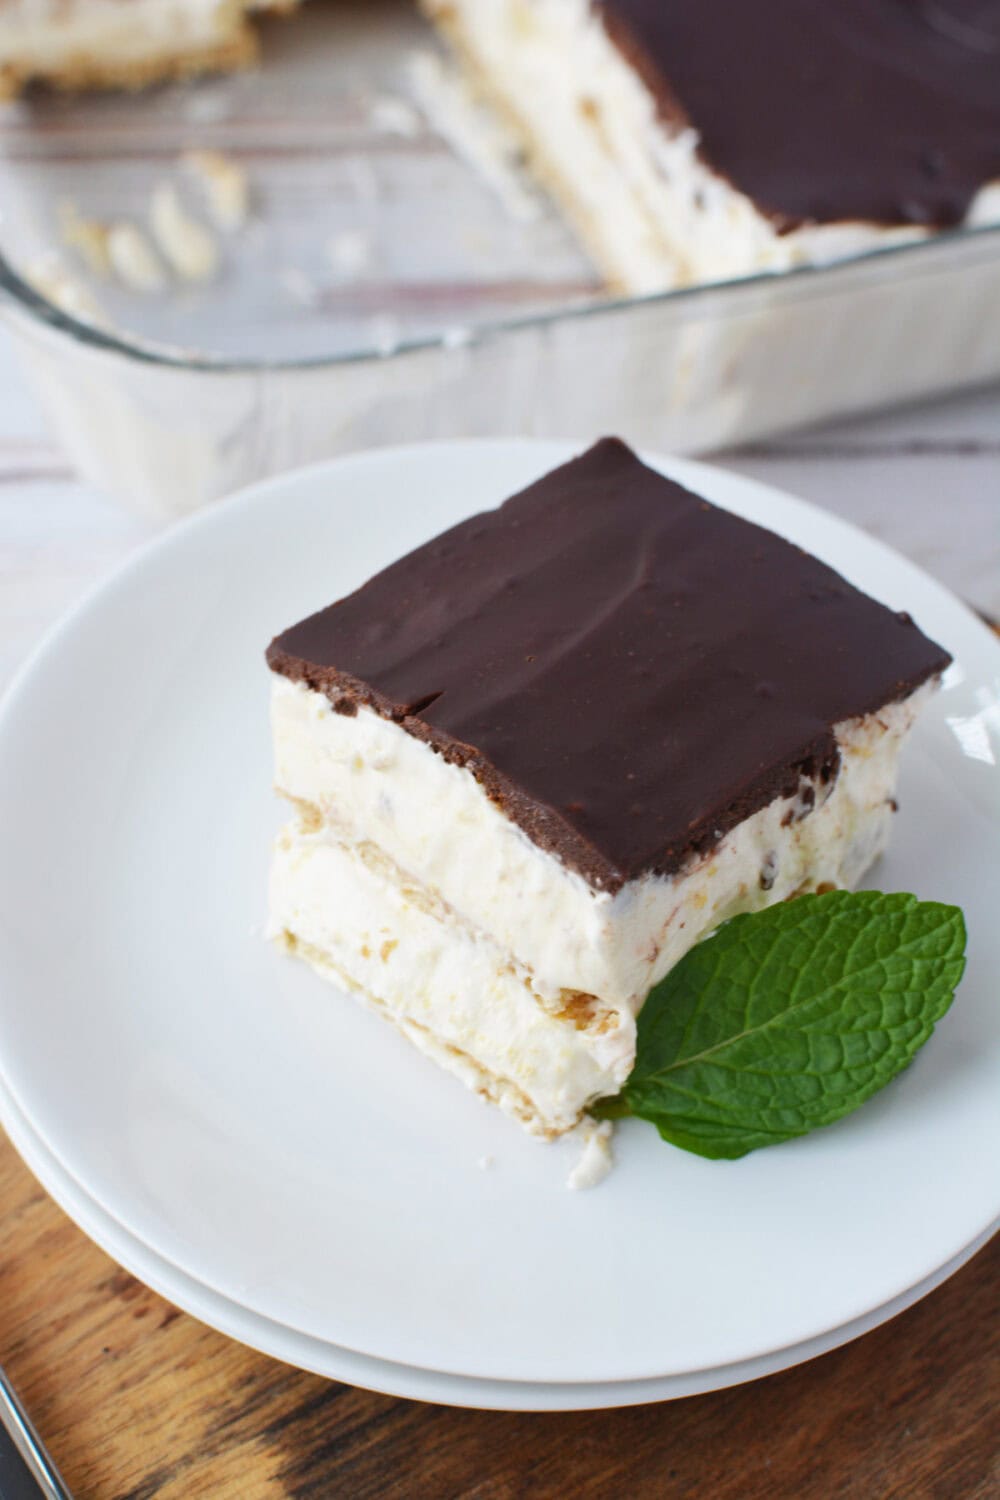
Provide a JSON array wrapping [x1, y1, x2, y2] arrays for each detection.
[[0, 1133, 997, 1500]]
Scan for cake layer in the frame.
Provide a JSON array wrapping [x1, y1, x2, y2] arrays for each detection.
[[272, 674, 934, 1013], [0, 0, 289, 96], [268, 812, 631, 1136], [422, 0, 1000, 291], [268, 440, 950, 893]]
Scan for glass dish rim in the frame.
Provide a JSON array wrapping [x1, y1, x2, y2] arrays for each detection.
[[2, 219, 999, 375]]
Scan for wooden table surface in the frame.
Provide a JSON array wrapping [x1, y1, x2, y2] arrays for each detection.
[[0, 334, 998, 1497], [2, 1142, 998, 1500]]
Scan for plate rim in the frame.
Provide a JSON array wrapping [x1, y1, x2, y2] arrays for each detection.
[[2, 1070, 994, 1411]]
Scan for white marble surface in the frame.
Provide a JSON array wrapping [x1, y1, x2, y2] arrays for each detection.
[[0, 322, 996, 692]]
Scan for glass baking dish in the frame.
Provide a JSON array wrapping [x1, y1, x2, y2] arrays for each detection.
[[1, 0, 999, 520]]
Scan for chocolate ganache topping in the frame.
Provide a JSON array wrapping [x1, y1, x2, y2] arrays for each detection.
[[599, 0, 1000, 229], [268, 439, 950, 892]]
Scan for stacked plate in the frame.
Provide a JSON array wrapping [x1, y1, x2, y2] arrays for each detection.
[[0, 442, 997, 1411]]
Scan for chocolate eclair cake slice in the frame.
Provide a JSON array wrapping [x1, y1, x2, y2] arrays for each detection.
[[266, 438, 949, 1136]]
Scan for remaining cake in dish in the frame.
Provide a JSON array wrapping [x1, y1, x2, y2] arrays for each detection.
[[266, 438, 950, 1137], [421, 0, 1000, 292], [0, 0, 294, 97]]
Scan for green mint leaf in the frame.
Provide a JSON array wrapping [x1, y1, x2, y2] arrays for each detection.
[[591, 891, 966, 1159]]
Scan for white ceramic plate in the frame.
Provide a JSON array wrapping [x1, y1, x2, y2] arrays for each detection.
[[2, 1062, 994, 1411], [0, 441, 997, 1388]]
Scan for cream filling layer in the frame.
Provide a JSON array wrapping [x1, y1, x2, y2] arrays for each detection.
[[268, 817, 632, 1136], [271, 675, 933, 1018], [422, 0, 1000, 293]]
